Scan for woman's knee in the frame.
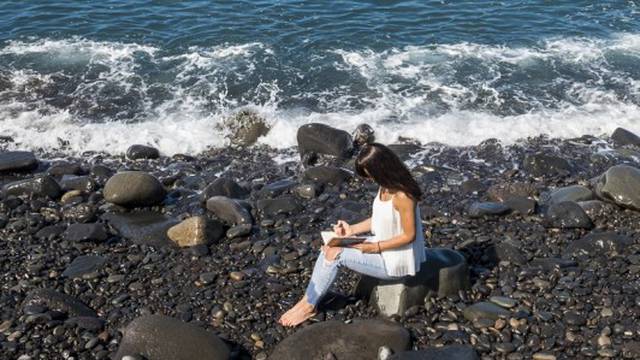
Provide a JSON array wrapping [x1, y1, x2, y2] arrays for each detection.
[[323, 247, 342, 263]]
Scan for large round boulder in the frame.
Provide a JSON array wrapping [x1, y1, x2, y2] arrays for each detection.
[[104, 171, 166, 207], [114, 315, 229, 360], [297, 123, 353, 164], [270, 319, 410, 360], [593, 165, 640, 211]]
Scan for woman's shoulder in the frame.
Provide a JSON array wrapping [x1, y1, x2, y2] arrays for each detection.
[[391, 190, 416, 207]]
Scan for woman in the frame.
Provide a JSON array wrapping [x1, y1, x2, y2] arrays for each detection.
[[279, 142, 426, 327]]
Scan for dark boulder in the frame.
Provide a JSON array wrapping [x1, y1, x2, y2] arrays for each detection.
[[270, 319, 409, 360], [104, 171, 166, 207], [611, 127, 640, 147], [0, 151, 38, 172], [126, 144, 160, 160], [593, 165, 640, 211], [200, 178, 249, 203], [258, 178, 297, 198], [297, 123, 353, 164], [565, 232, 633, 257], [47, 161, 82, 176], [354, 248, 470, 317], [257, 196, 302, 216], [114, 315, 229, 360], [545, 201, 593, 229], [2, 175, 61, 199], [303, 166, 352, 186], [206, 196, 253, 225]]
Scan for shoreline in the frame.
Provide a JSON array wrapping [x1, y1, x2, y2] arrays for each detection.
[[1, 124, 640, 359]]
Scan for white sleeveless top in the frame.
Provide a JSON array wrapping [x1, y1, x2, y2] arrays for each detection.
[[370, 188, 426, 277]]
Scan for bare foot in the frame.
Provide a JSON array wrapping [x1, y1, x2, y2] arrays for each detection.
[[278, 296, 316, 327]]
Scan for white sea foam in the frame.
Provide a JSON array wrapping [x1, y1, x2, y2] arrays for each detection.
[[0, 35, 639, 155]]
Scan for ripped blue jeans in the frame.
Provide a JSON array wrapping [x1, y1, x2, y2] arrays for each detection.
[[305, 247, 398, 306]]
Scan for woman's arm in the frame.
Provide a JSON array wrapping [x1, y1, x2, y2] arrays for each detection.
[[353, 193, 416, 253], [348, 217, 371, 235]]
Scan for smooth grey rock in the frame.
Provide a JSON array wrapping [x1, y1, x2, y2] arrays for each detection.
[[463, 302, 510, 322], [206, 196, 253, 225], [468, 202, 510, 218], [114, 315, 229, 360], [612, 127, 640, 147], [103, 212, 178, 247], [0, 151, 37, 172], [545, 201, 593, 229], [62, 255, 106, 278], [63, 223, 108, 243], [257, 196, 302, 216], [2, 175, 61, 198], [23, 289, 97, 318], [270, 320, 409, 360], [126, 145, 160, 160], [297, 123, 353, 163], [303, 166, 352, 186], [545, 185, 594, 205], [104, 171, 166, 207], [593, 165, 640, 211], [565, 232, 633, 257], [355, 248, 470, 317], [200, 178, 249, 203], [389, 345, 479, 360]]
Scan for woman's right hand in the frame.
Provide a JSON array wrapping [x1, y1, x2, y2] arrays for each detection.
[[333, 220, 352, 237]]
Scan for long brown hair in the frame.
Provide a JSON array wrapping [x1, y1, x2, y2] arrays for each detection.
[[355, 143, 422, 201]]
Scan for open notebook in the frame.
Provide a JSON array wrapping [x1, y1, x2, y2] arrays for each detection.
[[320, 231, 367, 247]]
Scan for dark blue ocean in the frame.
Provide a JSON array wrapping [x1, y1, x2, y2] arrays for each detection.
[[0, 1, 639, 154]]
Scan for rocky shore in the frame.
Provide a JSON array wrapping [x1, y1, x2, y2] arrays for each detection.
[[2, 122, 640, 360]]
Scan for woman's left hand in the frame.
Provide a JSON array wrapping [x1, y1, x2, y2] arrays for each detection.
[[351, 242, 379, 253]]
